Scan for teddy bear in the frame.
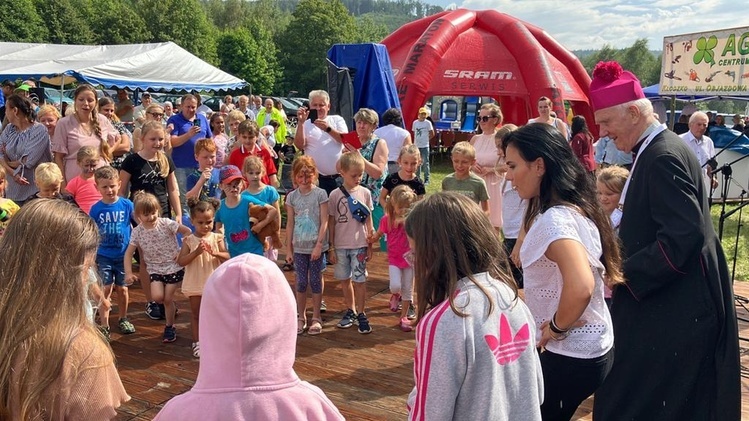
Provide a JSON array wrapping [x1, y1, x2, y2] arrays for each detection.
[[249, 204, 282, 251]]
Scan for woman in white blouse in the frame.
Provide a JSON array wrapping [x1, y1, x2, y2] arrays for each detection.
[[503, 122, 623, 421]]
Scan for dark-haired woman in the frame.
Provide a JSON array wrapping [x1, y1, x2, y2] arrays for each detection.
[[0, 95, 52, 204], [569, 115, 596, 176], [374, 108, 412, 175], [504, 123, 622, 421]]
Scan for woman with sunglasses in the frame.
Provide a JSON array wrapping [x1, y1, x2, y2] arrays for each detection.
[[132, 104, 168, 153], [469, 103, 504, 232]]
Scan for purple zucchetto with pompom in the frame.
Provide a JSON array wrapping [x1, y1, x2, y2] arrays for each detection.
[[589, 61, 646, 111]]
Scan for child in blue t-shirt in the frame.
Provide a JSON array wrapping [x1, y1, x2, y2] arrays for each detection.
[[89, 166, 136, 338], [242, 156, 282, 261], [215, 165, 278, 257], [186, 138, 221, 202]]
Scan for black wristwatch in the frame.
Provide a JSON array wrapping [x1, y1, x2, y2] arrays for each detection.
[[325, 126, 332, 133]]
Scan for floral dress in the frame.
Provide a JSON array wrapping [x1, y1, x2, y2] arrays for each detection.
[[359, 137, 387, 203]]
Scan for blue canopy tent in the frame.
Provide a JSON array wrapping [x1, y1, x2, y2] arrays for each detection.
[[326, 43, 401, 127]]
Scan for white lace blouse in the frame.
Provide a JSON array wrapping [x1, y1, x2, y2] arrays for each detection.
[[520, 205, 613, 359]]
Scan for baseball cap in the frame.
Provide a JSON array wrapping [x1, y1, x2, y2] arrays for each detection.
[[15, 84, 31, 92], [418, 107, 428, 114], [220, 165, 244, 184]]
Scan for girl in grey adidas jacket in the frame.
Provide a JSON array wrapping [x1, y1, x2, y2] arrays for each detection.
[[404, 192, 543, 421]]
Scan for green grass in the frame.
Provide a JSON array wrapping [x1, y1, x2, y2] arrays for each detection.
[[426, 154, 749, 281], [711, 203, 749, 281]]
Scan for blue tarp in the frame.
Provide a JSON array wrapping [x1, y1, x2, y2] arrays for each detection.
[[327, 44, 401, 126], [710, 126, 749, 156]]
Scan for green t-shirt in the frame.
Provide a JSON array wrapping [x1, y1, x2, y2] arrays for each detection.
[[441, 173, 489, 204]]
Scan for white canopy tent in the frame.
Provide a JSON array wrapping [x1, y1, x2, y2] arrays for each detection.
[[0, 41, 246, 92]]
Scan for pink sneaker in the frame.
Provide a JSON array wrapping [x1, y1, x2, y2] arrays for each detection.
[[400, 317, 413, 332], [389, 293, 401, 312]]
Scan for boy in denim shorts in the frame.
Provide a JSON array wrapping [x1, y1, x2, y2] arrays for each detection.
[[90, 166, 136, 338], [328, 153, 375, 333]]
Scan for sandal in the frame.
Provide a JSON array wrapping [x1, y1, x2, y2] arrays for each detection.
[[282, 262, 294, 272], [297, 317, 307, 335], [308, 318, 323, 336]]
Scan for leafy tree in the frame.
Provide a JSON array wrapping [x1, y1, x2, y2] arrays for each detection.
[[203, 0, 248, 31], [618, 39, 660, 86], [246, 0, 292, 39], [33, 0, 94, 44], [88, 0, 151, 44], [354, 15, 390, 43], [277, 0, 357, 95], [581, 39, 661, 87], [0, 0, 48, 42], [135, 0, 219, 65], [217, 27, 280, 95]]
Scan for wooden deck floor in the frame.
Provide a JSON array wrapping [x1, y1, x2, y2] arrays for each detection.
[[111, 249, 749, 420]]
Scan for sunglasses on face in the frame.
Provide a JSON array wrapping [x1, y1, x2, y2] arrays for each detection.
[[150, 112, 164, 118], [479, 115, 497, 122]]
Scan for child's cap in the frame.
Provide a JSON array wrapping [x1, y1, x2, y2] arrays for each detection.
[[219, 165, 244, 184], [418, 107, 428, 115]]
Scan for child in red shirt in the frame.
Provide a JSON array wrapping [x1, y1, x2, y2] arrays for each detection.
[[229, 120, 278, 186]]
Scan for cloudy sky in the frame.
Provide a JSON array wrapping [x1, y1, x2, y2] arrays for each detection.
[[429, 0, 738, 51]]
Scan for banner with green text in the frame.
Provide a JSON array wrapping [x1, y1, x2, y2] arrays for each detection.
[[660, 26, 749, 96]]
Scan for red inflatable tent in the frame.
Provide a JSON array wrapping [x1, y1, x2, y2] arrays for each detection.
[[382, 9, 596, 136]]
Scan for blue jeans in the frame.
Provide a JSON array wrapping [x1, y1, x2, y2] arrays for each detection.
[[417, 147, 430, 183], [173, 167, 194, 219]]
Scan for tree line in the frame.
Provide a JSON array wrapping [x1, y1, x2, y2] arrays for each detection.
[[0, 0, 441, 96]]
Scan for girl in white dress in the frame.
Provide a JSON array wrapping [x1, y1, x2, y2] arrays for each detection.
[[470, 103, 504, 231]]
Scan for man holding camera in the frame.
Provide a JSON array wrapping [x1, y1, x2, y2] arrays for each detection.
[[294, 90, 348, 195]]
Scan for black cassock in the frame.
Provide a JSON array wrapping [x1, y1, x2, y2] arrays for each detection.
[[593, 129, 740, 420]]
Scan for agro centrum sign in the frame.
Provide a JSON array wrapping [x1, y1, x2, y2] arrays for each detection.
[[660, 26, 749, 96]]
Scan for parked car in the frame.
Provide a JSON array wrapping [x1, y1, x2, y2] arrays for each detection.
[[41, 88, 70, 107]]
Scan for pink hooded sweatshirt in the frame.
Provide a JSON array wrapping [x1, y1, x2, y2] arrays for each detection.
[[155, 254, 344, 421]]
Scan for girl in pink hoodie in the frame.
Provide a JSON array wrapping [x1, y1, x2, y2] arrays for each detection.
[[154, 253, 344, 421]]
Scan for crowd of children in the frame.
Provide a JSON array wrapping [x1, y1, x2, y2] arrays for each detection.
[[0, 92, 647, 419]]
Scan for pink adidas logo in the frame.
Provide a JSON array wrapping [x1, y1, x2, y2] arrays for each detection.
[[484, 314, 530, 365]]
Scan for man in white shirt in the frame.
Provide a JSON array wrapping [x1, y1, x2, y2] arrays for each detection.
[[294, 89, 348, 195], [679, 111, 717, 192]]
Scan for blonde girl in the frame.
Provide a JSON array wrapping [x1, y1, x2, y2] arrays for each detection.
[[177, 197, 229, 358], [225, 109, 247, 153], [243, 156, 282, 260], [125, 191, 191, 343], [51, 84, 123, 187], [133, 104, 167, 152], [378, 144, 426, 209], [119, 121, 182, 320], [596, 166, 629, 308], [370, 184, 418, 331], [0, 199, 129, 418], [65, 146, 103, 214], [285, 156, 329, 335]]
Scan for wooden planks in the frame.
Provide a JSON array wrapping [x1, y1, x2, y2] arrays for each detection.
[[108, 246, 749, 420]]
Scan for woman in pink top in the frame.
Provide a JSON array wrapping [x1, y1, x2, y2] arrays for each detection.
[[52, 85, 125, 188], [470, 103, 504, 231]]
